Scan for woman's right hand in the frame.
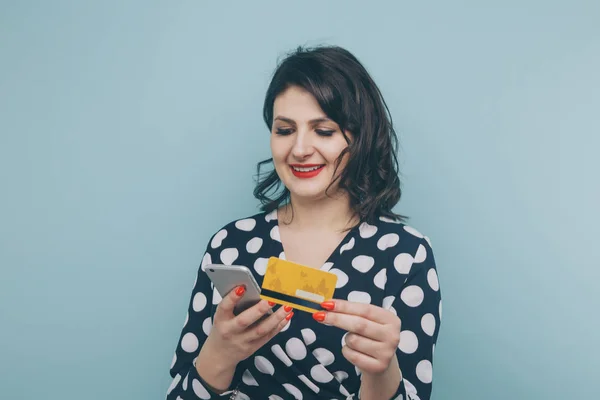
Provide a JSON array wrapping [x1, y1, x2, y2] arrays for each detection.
[[195, 286, 293, 391]]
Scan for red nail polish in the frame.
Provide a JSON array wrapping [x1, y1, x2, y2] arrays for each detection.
[[284, 305, 293, 312], [268, 301, 276, 306], [235, 286, 245, 296], [285, 312, 294, 321], [313, 311, 326, 322], [321, 301, 335, 311]]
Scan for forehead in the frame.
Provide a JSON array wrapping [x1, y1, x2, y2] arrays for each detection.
[[273, 86, 326, 120]]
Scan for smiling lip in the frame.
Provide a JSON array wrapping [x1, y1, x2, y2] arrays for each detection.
[[289, 164, 325, 178]]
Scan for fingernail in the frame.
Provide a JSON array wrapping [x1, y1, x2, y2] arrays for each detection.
[[285, 312, 294, 321], [284, 305, 292, 312], [235, 286, 245, 296], [320, 301, 335, 311], [268, 301, 276, 306], [312, 311, 326, 322]]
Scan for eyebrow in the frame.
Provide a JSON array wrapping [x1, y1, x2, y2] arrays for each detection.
[[273, 116, 334, 125]]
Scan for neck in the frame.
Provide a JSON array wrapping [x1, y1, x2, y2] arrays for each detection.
[[279, 192, 358, 232]]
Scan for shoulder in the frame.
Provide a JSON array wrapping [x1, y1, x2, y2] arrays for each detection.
[[205, 210, 276, 250], [360, 216, 434, 261]]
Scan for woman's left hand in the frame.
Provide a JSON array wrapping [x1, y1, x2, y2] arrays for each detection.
[[313, 299, 401, 375]]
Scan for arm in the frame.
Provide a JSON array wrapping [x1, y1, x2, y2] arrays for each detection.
[[379, 236, 442, 400], [166, 239, 244, 399]]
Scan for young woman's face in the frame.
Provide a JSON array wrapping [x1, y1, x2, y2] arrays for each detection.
[[270, 86, 351, 201]]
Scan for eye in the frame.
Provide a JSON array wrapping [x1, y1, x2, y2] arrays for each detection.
[[275, 128, 293, 136], [316, 129, 335, 137]]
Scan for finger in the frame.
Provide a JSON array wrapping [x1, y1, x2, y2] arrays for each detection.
[[252, 309, 293, 346], [345, 332, 393, 360], [321, 299, 396, 324], [342, 345, 389, 375], [214, 285, 246, 320], [244, 304, 292, 341], [316, 311, 388, 341], [230, 299, 275, 332]]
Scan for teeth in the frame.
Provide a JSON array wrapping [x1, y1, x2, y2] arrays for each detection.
[[292, 166, 322, 172]]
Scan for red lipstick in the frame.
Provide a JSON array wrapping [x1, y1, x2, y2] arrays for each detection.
[[289, 164, 325, 178]]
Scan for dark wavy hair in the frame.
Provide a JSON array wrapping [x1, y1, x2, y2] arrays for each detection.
[[253, 44, 406, 225]]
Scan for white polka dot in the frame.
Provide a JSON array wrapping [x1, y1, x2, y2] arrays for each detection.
[[398, 330, 419, 354], [330, 268, 349, 288], [192, 379, 211, 399], [193, 292, 207, 312], [352, 255, 375, 273], [235, 218, 256, 231], [246, 237, 263, 254], [403, 226, 423, 238], [254, 257, 268, 275], [340, 237, 355, 254], [404, 378, 418, 395], [414, 244, 427, 263], [167, 374, 181, 394], [279, 251, 286, 260], [394, 253, 414, 274], [255, 356, 275, 375], [200, 252, 212, 271], [212, 287, 222, 305], [312, 347, 335, 365], [301, 328, 316, 345], [340, 385, 351, 396], [427, 269, 439, 291], [422, 313, 436, 336], [373, 268, 387, 289], [359, 222, 378, 238], [281, 318, 291, 331], [270, 225, 281, 242], [382, 295, 395, 309], [416, 360, 433, 384], [348, 291, 371, 304], [271, 344, 293, 366], [377, 233, 400, 250], [283, 383, 303, 399], [220, 248, 238, 265], [439, 300, 443, 319], [355, 366, 361, 376], [286, 337, 307, 360], [182, 373, 188, 390], [310, 365, 334, 384], [380, 216, 401, 224], [321, 262, 334, 272], [269, 396, 284, 400], [298, 374, 320, 392], [181, 333, 198, 353], [202, 317, 212, 336], [341, 332, 348, 347], [401, 285, 424, 307], [242, 369, 258, 386], [389, 305, 397, 315], [170, 353, 177, 369], [333, 370, 349, 382], [183, 312, 189, 327], [211, 229, 227, 248], [265, 209, 278, 222]]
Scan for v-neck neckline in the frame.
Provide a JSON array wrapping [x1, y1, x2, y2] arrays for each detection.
[[268, 208, 360, 270]]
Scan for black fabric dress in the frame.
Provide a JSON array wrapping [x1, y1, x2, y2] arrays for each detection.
[[167, 210, 441, 400]]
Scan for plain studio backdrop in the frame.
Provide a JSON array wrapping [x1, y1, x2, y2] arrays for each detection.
[[1, 1, 598, 399]]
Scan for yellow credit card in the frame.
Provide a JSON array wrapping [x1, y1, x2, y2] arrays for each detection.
[[260, 257, 338, 313]]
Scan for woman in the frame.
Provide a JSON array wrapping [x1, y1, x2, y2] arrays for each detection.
[[167, 45, 441, 400]]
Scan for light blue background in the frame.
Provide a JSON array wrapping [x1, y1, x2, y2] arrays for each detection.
[[1, 1, 598, 399]]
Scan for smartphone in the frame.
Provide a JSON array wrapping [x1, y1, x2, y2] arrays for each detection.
[[205, 264, 272, 316]]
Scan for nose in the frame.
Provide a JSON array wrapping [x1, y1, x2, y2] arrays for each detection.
[[290, 130, 314, 160]]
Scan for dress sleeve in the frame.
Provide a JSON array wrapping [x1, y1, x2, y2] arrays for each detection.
[[379, 236, 442, 400], [166, 234, 245, 399]]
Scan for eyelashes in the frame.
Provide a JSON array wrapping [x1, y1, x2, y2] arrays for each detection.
[[275, 128, 335, 137]]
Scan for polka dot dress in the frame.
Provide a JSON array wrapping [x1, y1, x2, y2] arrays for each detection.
[[167, 210, 441, 400]]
